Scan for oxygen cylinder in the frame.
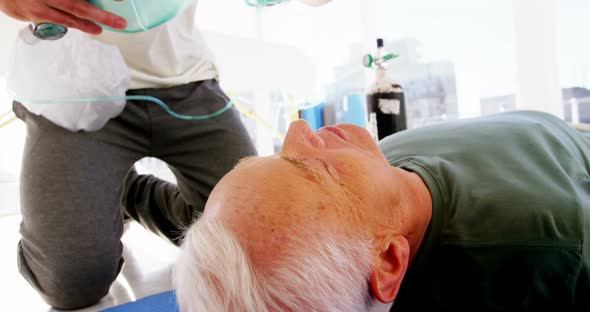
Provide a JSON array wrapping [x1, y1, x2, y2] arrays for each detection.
[[365, 39, 407, 140]]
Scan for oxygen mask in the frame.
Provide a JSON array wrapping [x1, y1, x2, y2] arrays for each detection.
[[31, 0, 192, 40]]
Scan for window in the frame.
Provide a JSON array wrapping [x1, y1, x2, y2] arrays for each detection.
[[375, 0, 518, 127], [555, 0, 590, 123]]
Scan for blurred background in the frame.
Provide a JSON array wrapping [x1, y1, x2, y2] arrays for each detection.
[[0, 0, 589, 309]]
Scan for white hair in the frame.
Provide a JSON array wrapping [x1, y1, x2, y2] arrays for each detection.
[[173, 217, 393, 312]]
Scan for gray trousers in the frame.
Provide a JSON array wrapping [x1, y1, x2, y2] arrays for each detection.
[[12, 80, 257, 310]]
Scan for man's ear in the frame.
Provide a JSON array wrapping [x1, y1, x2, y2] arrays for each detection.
[[370, 236, 410, 303]]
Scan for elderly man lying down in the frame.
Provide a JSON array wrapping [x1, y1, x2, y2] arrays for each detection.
[[174, 111, 590, 312]]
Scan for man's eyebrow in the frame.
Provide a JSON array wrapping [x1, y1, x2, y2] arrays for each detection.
[[279, 154, 324, 183]]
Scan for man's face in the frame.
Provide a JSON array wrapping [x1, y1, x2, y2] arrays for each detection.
[[281, 120, 388, 178], [204, 120, 394, 261]]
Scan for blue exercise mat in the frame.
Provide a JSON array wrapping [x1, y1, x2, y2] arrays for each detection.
[[101, 291, 179, 312]]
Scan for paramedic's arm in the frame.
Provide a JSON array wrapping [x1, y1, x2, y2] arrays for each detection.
[[0, 0, 126, 34]]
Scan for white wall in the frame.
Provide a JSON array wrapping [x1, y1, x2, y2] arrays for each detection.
[[202, 31, 317, 96]]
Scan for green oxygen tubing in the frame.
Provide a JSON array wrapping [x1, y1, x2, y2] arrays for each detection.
[[244, 0, 290, 7], [11, 94, 234, 121]]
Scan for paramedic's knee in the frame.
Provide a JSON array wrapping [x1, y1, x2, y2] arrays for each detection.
[[17, 240, 124, 310]]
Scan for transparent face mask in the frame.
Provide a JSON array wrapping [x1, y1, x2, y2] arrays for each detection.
[[30, 0, 192, 40], [88, 0, 191, 33], [90, 0, 289, 33], [31, 0, 290, 40]]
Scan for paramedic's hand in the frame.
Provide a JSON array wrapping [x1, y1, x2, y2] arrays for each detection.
[[0, 0, 127, 35]]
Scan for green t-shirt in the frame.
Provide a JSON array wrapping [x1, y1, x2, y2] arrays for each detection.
[[379, 111, 590, 311]]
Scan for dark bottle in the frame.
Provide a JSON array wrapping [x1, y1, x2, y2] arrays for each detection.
[[365, 39, 407, 140]]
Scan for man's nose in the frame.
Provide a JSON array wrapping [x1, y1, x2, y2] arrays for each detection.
[[282, 120, 325, 155]]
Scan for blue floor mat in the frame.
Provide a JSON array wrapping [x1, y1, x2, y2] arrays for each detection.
[[101, 291, 179, 312]]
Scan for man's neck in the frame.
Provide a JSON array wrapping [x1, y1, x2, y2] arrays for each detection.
[[398, 171, 433, 262]]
